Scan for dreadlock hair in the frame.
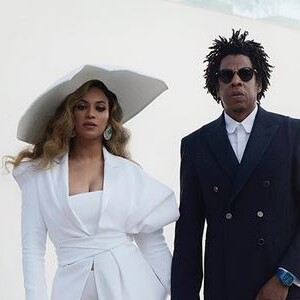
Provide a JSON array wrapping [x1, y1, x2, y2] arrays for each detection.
[[204, 29, 273, 103]]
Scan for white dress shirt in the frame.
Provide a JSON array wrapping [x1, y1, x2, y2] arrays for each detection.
[[224, 105, 258, 163]]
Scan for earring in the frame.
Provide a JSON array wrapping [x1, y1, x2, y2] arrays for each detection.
[[103, 125, 112, 141]]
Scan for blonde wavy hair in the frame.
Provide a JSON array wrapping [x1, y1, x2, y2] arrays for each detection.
[[7, 80, 130, 168]]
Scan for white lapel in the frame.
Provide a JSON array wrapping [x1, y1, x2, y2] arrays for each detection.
[[100, 148, 121, 216], [51, 148, 122, 235], [51, 153, 91, 236]]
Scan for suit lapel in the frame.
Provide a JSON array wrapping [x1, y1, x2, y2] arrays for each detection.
[[100, 148, 121, 216], [52, 153, 91, 236], [227, 107, 279, 207], [205, 114, 239, 180], [52, 148, 121, 234]]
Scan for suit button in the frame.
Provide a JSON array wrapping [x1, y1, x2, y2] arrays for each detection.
[[213, 186, 219, 193], [225, 212, 233, 220], [262, 180, 270, 188], [258, 238, 265, 246], [257, 211, 264, 218]]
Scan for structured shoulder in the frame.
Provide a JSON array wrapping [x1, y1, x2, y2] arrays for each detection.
[[12, 159, 43, 187], [182, 115, 222, 146], [289, 116, 300, 129], [12, 160, 35, 178], [110, 154, 174, 196], [110, 154, 143, 172], [120, 156, 167, 183], [264, 110, 300, 131]]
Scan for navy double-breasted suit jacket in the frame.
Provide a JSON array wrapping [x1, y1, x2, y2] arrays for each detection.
[[171, 106, 300, 300]]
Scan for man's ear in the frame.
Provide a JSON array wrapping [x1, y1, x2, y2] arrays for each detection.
[[256, 78, 262, 93], [257, 83, 262, 94]]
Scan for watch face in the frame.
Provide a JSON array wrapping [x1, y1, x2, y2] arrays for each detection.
[[282, 273, 294, 286], [276, 269, 294, 287]]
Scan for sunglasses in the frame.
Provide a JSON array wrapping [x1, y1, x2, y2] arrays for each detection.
[[217, 67, 257, 84]]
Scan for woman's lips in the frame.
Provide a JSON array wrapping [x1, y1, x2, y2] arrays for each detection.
[[83, 121, 97, 128]]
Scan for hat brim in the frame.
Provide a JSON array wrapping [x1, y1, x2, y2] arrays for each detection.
[[17, 65, 168, 144]]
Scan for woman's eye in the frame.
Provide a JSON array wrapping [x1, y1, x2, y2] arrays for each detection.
[[75, 104, 86, 110], [96, 106, 106, 112]]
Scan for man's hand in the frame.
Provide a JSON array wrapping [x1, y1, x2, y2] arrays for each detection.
[[255, 276, 289, 300]]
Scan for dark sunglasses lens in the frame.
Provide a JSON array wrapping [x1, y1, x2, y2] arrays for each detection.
[[218, 70, 234, 84], [218, 68, 255, 83], [238, 68, 254, 81]]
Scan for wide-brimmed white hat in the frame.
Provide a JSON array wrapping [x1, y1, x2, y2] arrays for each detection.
[[17, 64, 168, 144]]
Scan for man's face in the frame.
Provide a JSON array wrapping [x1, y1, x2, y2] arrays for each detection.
[[217, 54, 261, 122]]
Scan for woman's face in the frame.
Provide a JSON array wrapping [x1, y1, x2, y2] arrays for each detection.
[[72, 87, 109, 141]]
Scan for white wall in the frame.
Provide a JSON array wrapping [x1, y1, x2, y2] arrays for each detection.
[[1, 0, 300, 299]]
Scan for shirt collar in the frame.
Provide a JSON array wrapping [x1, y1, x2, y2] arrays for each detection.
[[224, 105, 258, 134]]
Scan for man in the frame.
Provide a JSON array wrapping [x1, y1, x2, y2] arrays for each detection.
[[171, 29, 300, 300]]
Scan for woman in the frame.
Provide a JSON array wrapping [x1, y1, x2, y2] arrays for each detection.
[[10, 65, 179, 300]]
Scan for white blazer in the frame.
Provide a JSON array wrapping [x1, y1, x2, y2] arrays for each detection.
[[13, 148, 179, 300]]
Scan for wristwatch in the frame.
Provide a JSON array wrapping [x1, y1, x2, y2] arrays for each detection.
[[276, 268, 294, 287]]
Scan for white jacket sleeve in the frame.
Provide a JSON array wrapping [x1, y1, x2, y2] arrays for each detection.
[[134, 229, 172, 294], [13, 165, 48, 300]]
